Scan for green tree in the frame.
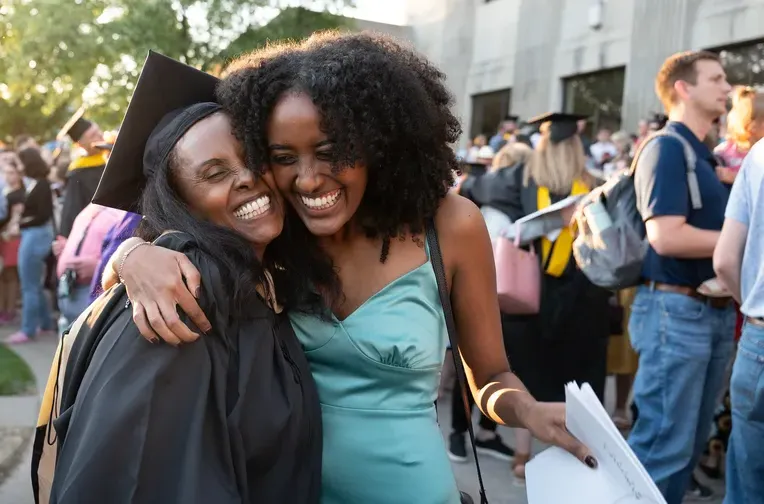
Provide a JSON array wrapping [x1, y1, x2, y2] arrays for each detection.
[[0, 0, 353, 140]]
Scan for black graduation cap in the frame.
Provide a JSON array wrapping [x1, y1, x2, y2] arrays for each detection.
[[526, 112, 588, 144], [504, 114, 520, 122], [56, 106, 91, 142], [92, 51, 221, 213]]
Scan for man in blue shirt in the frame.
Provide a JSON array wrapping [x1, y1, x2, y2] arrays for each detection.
[[629, 50, 734, 504], [714, 139, 764, 502]]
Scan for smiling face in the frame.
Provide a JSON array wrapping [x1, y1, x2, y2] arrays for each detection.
[[172, 112, 284, 257], [267, 92, 367, 237]]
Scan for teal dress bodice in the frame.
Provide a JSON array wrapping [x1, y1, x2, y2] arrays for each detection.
[[289, 247, 460, 504]]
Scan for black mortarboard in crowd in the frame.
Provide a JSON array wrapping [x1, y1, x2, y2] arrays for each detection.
[[57, 107, 92, 143], [92, 51, 222, 213], [527, 112, 588, 144], [504, 114, 520, 123]]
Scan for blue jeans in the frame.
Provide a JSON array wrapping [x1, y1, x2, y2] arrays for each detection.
[[724, 322, 764, 504], [628, 286, 735, 504], [19, 224, 54, 337]]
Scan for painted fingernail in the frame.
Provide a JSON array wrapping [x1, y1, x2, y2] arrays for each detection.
[[585, 455, 598, 469], [194, 286, 201, 298]]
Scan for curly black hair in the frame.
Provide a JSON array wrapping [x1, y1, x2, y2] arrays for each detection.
[[216, 31, 462, 261]]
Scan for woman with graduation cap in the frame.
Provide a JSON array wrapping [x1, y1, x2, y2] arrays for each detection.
[[459, 112, 611, 481], [33, 52, 323, 504]]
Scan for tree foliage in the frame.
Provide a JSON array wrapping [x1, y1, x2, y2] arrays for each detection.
[[0, 0, 353, 140]]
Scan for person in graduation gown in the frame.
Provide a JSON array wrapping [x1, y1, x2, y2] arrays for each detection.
[[57, 111, 107, 237], [35, 53, 323, 504], [459, 112, 611, 481]]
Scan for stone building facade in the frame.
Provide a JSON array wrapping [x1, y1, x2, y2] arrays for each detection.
[[386, 0, 764, 142]]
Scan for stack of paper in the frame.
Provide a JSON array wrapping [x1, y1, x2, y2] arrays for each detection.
[[526, 383, 666, 504], [505, 194, 586, 245]]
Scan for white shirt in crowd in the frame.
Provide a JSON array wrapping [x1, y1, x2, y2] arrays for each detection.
[[589, 141, 618, 165]]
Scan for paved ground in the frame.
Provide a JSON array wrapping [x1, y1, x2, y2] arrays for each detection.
[[0, 332, 725, 504], [0, 330, 57, 504], [437, 374, 725, 503]]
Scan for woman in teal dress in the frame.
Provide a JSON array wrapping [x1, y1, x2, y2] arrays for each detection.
[[107, 32, 597, 502]]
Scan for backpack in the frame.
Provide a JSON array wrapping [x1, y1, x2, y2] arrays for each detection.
[[572, 130, 703, 290]]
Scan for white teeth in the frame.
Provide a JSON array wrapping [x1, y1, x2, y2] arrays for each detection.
[[234, 195, 271, 220], [300, 190, 340, 210]]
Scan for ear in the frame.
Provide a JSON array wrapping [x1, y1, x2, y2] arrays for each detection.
[[673, 79, 691, 102]]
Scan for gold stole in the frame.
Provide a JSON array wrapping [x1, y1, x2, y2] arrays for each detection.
[[537, 179, 589, 277], [68, 152, 107, 171]]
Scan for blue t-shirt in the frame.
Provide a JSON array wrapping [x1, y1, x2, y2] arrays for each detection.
[[634, 121, 729, 288], [725, 140, 764, 317]]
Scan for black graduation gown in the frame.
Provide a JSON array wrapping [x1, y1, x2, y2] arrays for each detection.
[[59, 164, 105, 237], [461, 165, 610, 402], [49, 233, 322, 504]]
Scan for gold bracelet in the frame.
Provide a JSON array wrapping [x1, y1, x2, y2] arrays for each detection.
[[118, 241, 152, 283]]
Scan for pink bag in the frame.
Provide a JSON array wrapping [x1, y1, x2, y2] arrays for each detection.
[[494, 225, 541, 315]]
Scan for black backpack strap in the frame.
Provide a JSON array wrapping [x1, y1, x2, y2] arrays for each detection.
[[426, 220, 489, 504]]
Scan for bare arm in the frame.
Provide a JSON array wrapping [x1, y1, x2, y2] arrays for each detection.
[[101, 237, 143, 291], [713, 218, 748, 304], [436, 192, 594, 465], [645, 216, 719, 258], [102, 236, 211, 344], [436, 194, 531, 425]]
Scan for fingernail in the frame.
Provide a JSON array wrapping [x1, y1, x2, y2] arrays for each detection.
[[149, 337, 159, 344], [203, 325, 212, 333], [194, 286, 201, 298], [585, 455, 598, 469]]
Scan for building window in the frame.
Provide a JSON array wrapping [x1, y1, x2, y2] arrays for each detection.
[[562, 67, 625, 136], [470, 89, 512, 141], [709, 38, 764, 86]]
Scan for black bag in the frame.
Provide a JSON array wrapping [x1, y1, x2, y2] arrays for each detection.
[[426, 222, 489, 504]]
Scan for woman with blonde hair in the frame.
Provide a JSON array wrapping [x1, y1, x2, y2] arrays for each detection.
[[715, 85, 764, 185], [460, 112, 609, 482]]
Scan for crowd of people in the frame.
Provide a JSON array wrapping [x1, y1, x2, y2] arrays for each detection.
[[453, 51, 763, 503], [0, 113, 139, 347], [0, 31, 759, 504]]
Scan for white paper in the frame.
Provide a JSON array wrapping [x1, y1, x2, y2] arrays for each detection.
[[502, 194, 585, 245], [526, 382, 666, 504], [514, 194, 585, 226]]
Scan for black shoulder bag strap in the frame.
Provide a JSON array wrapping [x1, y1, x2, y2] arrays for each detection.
[[426, 220, 489, 504]]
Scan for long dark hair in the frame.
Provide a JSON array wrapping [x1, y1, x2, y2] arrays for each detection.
[[18, 148, 50, 179], [137, 147, 331, 318]]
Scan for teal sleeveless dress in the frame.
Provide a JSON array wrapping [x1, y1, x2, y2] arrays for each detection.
[[288, 243, 461, 504]]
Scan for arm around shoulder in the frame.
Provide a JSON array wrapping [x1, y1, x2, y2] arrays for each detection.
[[105, 234, 212, 344]]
